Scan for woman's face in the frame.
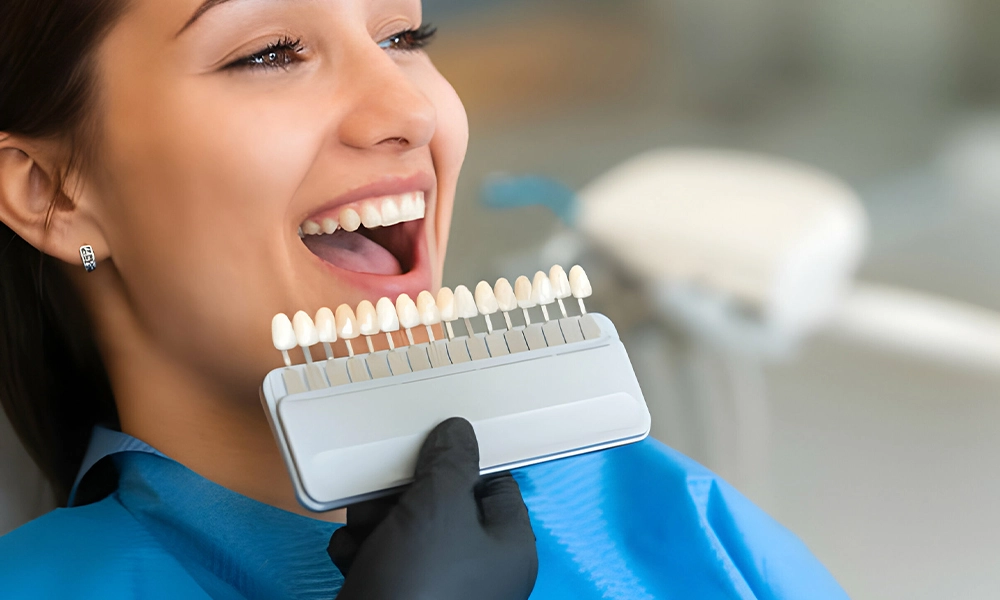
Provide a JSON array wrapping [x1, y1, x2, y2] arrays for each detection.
[[85, 0, 467, 392]]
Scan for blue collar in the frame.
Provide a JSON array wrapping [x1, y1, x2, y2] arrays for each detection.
[[70, 427, 343, 599]]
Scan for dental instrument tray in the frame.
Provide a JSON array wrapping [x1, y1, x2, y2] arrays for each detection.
[[260, 266, 651, 512]]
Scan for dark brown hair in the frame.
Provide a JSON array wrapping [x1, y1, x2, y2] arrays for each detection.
[[1, 0, 126, 505]]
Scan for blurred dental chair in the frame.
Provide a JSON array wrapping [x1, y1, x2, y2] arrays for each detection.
[[483, 148, 1000, 495]]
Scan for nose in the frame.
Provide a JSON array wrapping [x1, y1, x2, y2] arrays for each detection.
[[337, 45, 437, 152]]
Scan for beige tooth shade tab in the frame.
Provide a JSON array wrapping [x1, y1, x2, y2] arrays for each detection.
[[549, 265, 572, 317], [569, 265, 593, 314], [531, 271, 555, 321], [376, 297, 400, 350], [395, 293, 420, 345], [356, 300, 378, 353], [315, 307, 336, 359], [475, 281, 500, 333], [494, 278, 517, 330], [271, 313, 296, 366], [417, 291, 441, 342], [293, 311, 320, 365], [454, 285, 478, 336], [514, 275, 534, 325], [436, 287, 457, 339], [335, 304, 359, 356]]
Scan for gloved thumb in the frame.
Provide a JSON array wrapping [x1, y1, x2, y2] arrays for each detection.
[[407, 417, 481, 505]]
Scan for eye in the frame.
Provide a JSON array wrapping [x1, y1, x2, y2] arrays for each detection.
[[226, 36, 305, 71], [378, 24, 437, 52]]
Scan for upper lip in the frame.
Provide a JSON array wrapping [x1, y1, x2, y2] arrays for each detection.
[[300, 172, 436, 223]]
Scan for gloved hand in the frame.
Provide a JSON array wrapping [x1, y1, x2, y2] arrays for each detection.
[[328, 417, 538, 600]]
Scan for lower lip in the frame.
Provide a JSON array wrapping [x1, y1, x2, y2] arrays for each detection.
[[304, 218, 433, 299]]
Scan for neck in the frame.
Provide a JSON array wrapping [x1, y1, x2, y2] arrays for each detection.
[[79, 270, 344, 523]]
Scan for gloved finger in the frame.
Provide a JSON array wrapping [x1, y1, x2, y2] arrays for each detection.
[[409, 417, 481, 502], [327, 526, 361, 576], [344, 495, 399, 540], [475, 472, 533, 538]]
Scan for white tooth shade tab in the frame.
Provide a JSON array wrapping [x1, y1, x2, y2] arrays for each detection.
[[315, 308, 337, 343], [293, 311, 320, 347], [494, 278, 517, 312], [339, 208, 362, 232], [272, 313, 296, 367], [531, 271, 555, 321], [417, 291, 441, 325], [335, 305, 359, 339], [396, 294, 420, 329], [454, 285, 478, 319], [437, 287, 457, 339], [357, 300, 379, 336], [315, 307, 336, 359], [494, 278, 516, 329], [474, 282, 500, 315], [514, 275, 534, 325], [454, 285, 478, 335], [375, 297, 400, 350], [292, 311, 319, 364], [395, 294, 420, 345], [514, 276, 534, 309], [569, 265, 593, 314], [569, 265, 593, 298], [549, 265, 571, 317], [549, 265, 571, 299]]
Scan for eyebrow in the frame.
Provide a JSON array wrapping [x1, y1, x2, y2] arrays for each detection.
[[176, 0, 243, 37]]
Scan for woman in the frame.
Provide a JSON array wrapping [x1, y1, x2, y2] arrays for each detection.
[[0, 0, 848, 598]]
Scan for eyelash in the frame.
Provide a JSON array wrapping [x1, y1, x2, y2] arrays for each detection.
[[227, 24, 437, 72]]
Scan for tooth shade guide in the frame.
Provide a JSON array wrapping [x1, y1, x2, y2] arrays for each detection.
[[579, 298, 588, 315], [322, 342, 334, 360]]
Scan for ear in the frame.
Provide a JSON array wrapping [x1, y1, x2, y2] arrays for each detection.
[[0, 134, 109, 268]]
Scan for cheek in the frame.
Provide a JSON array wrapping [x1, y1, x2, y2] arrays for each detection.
[[95, 80, 323, 385], [422, 70, 469, 271]]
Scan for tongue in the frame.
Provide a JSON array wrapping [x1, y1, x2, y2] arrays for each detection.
[[303, 230, 402, 276]]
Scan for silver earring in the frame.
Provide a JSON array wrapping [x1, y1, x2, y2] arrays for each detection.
[[79, 245, 97, 272]]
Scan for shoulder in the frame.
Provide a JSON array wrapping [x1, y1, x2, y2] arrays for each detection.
[[0, 495, 208, 599]]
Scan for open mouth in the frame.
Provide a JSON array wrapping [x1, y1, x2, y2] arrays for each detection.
[[299, 191, 425, 276]]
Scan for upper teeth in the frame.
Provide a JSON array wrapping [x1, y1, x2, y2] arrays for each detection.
[[300, 191, 425, 236]]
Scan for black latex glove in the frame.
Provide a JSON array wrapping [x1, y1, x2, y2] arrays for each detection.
[[328, 417, 538, 600]]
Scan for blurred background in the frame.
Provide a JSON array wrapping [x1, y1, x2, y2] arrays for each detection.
[[422, 0, 1000, 598]]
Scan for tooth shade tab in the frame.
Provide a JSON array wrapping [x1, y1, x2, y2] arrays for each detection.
[[417, 291, 441, 325], [356, 301, 379, 336], [396, 294, 421, 329], [339, 208, 361, 232], [531, 271, 555, 305], [376, 297, 400, 332], [292, 311, 320, 347], [514, 276, 534, 309], [314, 307, 337, 343], [272, 314, 296, 351], [494, 278, 517, 312], [335, 304, 360, 339], [569, 265, 593, 298], [475, 282, 500, 315], [437, 287, 457, 321], [549, 265, 571, 299], [454, 285, 479, 319]]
